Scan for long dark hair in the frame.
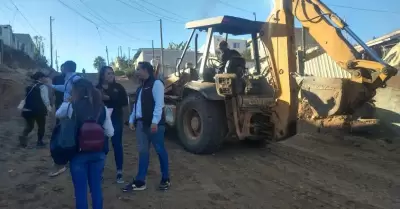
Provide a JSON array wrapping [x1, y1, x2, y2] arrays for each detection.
[[97, 66, 115, 86], [72, 79, 104, 121]]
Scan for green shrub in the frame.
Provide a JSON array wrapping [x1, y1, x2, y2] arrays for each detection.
[[114, 70, 125, 76]]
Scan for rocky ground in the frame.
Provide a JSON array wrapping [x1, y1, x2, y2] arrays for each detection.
[[0, 65, 399, 209]]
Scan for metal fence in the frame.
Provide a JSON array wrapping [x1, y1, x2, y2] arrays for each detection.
[[303, 52, 351, 79]]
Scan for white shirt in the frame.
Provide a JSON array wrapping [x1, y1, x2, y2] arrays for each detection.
[[55, 102, 114, 137], [39, 85, 51, 111]]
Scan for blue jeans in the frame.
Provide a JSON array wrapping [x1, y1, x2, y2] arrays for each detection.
[[70, 152, 105, 209], [135, 121, 169, 182], [110, 118, 123, 171]]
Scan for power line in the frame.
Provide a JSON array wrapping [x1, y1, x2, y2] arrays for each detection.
[[128, 0, 184, 23], [117, 0, 185, 23], [78, 0, 150, 41], [57, 0, 97, 25], [216, 0, 254, 14], [138, 0, 188, 21], [9, 0, 40, 34], [328, 4, 400, 15], [57, 0, 149, 42], [98, 20, 159, 25]]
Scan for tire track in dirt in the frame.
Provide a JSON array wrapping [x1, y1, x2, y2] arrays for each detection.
[[290, 133, 400, 170], [268, 140, 399, 209], [214, 147, 382, 209]]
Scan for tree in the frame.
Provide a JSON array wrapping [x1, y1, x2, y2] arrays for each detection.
[[93, 56, 107, 71], [168, 41, 189, 50], [115, 56, 129, 70], [32, 35, 48, 68], [114, 70, 125, 76]]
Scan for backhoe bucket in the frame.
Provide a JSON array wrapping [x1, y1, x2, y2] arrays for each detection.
[[299, 77, 374, 118]]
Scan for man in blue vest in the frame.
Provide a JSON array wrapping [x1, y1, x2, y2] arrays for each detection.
[[124, 61, 170, 191]]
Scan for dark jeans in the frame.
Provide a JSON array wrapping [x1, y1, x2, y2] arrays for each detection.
[[104, 117, 124, 172], [70, 152, 105, 209], [111, 118, 124, 171], [135, 121, 169, 182], [22, 111, 46, 142]]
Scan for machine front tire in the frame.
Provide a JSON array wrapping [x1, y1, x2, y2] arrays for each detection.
[[176, 93, 227, 154]]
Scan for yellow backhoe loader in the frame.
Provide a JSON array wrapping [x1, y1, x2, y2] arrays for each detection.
[[160, 0, 398, 154]]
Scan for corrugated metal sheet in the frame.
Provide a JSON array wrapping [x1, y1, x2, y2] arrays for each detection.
[[304, 53, 351, 78]]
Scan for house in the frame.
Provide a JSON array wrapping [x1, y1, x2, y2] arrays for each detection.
[[133, 48, 200, 76], [199, 35, 247, 55], [355, 29, 400, 59], [14, 33, 35, 59], [303, 29, 400, 78], [0, 25, 15, 48], [0, 25, 35, 59]]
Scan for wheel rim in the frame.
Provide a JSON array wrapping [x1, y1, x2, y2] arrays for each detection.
[[183, 109, 202, 140]]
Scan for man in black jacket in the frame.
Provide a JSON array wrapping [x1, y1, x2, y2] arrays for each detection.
[[217, 40, 242, 73], [48, 64, 67, 177], [123, 61, 170, 192], [53, 64, 65, 111]]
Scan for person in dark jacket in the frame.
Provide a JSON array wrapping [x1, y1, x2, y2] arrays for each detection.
[[48, 64, 69, 178], [217, 40, 242, 73], [96, 66, 128, 184], [19, 72, 51, 147], [123, 61, 170, 192], [53, 64, 66, 111]]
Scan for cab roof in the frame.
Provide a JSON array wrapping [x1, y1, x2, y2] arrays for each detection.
[[185, 15, 265, 36]]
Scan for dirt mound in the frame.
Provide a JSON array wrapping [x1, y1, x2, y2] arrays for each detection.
[[0, 65, 32, 120]]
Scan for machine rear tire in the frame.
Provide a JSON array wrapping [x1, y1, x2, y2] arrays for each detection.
[[177, 93, 227, 154]]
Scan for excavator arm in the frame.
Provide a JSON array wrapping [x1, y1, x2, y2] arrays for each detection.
[[261, 0, 398, 139]]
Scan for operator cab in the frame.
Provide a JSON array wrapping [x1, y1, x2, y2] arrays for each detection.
[[172, 16, 274, 97]]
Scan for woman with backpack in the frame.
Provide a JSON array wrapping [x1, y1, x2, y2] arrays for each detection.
[[19, 72, 52, 148], [96, 66, 128, 184], [55, 79, 114, 209]]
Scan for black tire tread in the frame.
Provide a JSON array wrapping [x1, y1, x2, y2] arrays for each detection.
[[176, 93, 227, 154]]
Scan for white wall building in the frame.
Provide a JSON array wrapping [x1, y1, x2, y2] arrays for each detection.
[[200, 35, 247, 55], [0, 25, 35, 59], [14, 33, 35, 59], [0, 25, 15, 48], [134, 48, 200, 76]]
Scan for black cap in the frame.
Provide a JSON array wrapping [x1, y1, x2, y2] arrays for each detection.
[[30, 71, 47, 80]]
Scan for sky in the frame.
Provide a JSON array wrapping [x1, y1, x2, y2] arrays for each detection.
[[0, 0, 399, 73]]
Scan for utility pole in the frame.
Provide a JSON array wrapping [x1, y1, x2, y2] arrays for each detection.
[[128, 47, 131, 67], [106, 46, 109, 65], [50, 16, 55, 68], [253, 12, 256, 21], [152, 40, 155, 60], [159, 19, 164, 76], [119, 46, 123, 58], [55, 50, 59, 71]]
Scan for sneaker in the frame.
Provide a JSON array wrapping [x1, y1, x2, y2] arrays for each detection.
[[122, 180, 146, 192], [159, 179, 171, 190], [48, 165, 67, 177], [18, 136, 27, 148], [116, 173, 124, 184], [36, 141, 46, 148]]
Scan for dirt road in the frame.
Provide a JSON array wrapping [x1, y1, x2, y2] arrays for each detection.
[[0, 114, 399, 209]]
